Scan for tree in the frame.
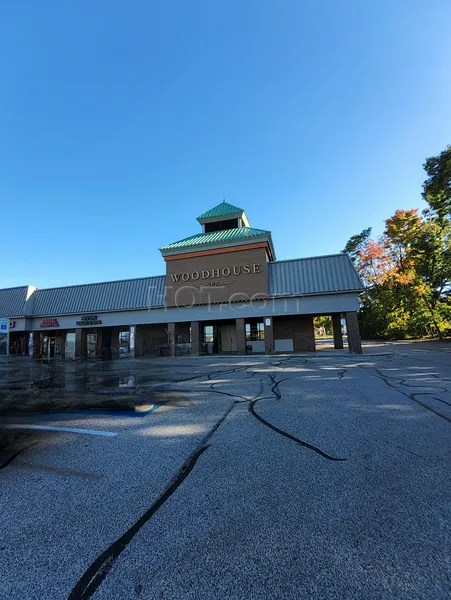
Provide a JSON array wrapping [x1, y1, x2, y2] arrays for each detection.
[[343, 145, 451, 341], [344, 210, 451, 340], [314, 316, 332, 336], [342, 227, 372, 263], [422, 145, 451, 220]]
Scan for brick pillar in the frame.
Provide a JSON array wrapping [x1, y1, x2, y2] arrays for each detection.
[[264, 317, 275, 355], [60, 332, 67, 358], [95, 328, 103, 359], [75, 329, 83, 358], [190, 321, 201, 357], [236, 318, 246, 355], [332, 314, 344, 349], [31, 332, 40, 358], [345, 311, 362, 354], [167, 322, 176, 357]]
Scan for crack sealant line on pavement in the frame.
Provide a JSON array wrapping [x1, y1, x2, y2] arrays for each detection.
[[248, 375, 348, 462], [365, 366, 451, 425], [434, 396, 451, 408], [67, 401, 236, 600], [0, 447, 27, 470]]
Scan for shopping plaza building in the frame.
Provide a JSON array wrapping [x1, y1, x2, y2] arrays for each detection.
[[0, 202, 364, 359]]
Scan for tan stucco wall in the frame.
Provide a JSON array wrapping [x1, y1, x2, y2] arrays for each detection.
[[165, 246, 269, 306]]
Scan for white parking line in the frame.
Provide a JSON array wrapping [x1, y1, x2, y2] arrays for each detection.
[[4, 424, 117, 437]]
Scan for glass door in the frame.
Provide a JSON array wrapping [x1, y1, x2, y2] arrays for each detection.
[[54, 337, 62, 357], [119, 330, 130, 357]]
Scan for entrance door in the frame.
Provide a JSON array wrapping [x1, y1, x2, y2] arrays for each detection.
[[87, 333, 97, 358], [41, 334, 62, 358], [220, 324, 237, 352]]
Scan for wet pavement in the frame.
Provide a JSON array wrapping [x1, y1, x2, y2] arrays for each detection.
[[0, 356, 246, 413], [1, 342, 450, 599]]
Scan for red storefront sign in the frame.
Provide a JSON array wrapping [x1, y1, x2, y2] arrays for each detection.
[[40, 319, 59, 328]]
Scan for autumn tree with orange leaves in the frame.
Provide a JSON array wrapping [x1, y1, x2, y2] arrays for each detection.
[[343, 149, 451, 340]]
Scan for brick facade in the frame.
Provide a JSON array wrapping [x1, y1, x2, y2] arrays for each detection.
[[273, 315, 315, 352], [236, 318, 247, 355], [135, 324, 168, 357]]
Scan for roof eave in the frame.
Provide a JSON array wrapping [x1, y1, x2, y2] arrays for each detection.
[[160, 234, 273, 257], [196, 211, 244, 225], [267, 233, 276, 261]]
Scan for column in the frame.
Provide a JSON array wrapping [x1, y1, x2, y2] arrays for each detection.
[[190, 321, 201, 357], [345, 311, 362, 354], [75, 329, 83, 358], [95, 328, 103, 359], [331, 314, 344, 350], [31, 332, 40, 358], [236, 318, 246, 355], [129, 325, 136, 358], [167, 322, 176, 357], [264, 317, 275, 355]]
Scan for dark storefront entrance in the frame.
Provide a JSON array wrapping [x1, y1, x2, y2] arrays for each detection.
[[79, 326, 133, 359], [9, 332, 30, 356], [40, 331, 64, 359]]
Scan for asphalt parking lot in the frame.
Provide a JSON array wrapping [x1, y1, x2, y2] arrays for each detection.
[[1, 341, 450, 599]]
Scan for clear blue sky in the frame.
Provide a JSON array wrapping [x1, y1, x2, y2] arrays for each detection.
[[1, 1, 450, 289]]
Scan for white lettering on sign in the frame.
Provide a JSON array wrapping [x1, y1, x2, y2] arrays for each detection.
[[170, 263, 261, 283]]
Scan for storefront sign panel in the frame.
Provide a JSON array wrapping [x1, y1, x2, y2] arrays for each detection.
[[0, 317, 9, 356], [76, 314, 102, 326], [40, 319, 59, 328]]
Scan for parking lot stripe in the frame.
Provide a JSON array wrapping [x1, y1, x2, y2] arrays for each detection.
[[4, 424, 117, 437]]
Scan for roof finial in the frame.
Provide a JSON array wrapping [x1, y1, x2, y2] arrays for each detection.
[[223, 197, 226, 203]]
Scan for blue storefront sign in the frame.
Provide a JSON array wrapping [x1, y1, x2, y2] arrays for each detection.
[[0, 317, 9, 356]]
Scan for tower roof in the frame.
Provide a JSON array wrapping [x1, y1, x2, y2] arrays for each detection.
[[197, 201, 245, 222]]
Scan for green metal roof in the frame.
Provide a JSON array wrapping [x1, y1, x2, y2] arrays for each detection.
[[160, 227, 270, 252], [197, 201, 244, 221]]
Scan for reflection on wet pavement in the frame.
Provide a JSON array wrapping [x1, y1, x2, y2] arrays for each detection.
[[0, 358, 159, 413], [0, 355, 261, 414]]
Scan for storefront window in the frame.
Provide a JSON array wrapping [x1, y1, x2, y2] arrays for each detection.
[[66, 332, 76, 360], [203, 325, 214, 343], [119, 330, 130, 356], [87, 333, 97, 358], [246, 322, 265, 341]]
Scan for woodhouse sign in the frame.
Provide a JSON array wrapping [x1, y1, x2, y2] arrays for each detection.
[[170, 263, 262, 283]]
